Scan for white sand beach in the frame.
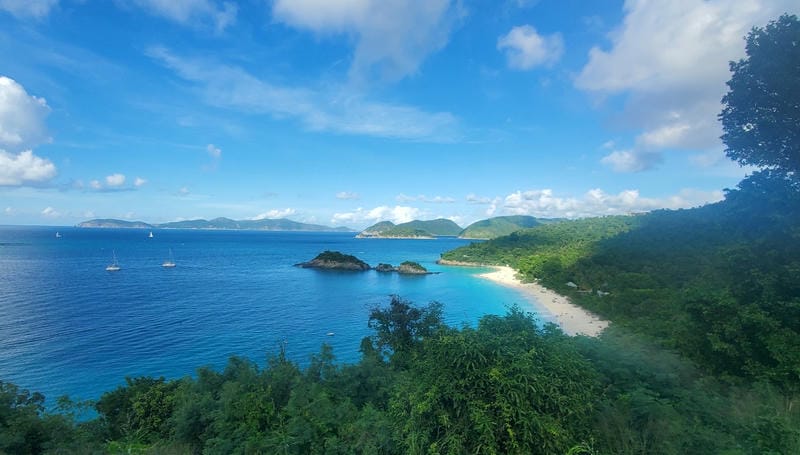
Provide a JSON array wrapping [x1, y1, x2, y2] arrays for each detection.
[[477, 266, 609, 337]]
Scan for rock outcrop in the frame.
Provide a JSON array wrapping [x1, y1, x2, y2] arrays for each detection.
[[295, 251, 370, 271]]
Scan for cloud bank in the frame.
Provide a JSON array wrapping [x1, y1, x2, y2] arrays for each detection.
[[576, 0, 798, 172]]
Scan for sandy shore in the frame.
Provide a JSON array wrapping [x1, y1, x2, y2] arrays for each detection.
[[477, 266, 609, 337]]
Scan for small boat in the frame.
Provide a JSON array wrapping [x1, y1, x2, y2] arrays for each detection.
[[55, 232, 62, 238], [326, 332, 335, 336], [162, 248, 176, 268], [106, 251, 121, 272], [148, 231, 154, 238]]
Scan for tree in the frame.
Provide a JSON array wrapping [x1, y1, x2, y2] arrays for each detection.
[[720, 14, 800, 176], [367, 296, 444, 368]]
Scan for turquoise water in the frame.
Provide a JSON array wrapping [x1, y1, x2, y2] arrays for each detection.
[[0, 227, 548, 403]]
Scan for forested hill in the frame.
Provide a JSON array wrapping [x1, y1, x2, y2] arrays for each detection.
[[357, 218, 462, 238], [458, 215, 544, 239], [442, 172, 800, 390]]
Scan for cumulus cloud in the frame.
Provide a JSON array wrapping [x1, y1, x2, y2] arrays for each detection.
[[332, 205, 424, 226], [272, 0, 461, 82], [130, 0, 236, 32], [147, 47, 459, 141], [0, 149, 57, 186], [576, 0, 798, 171], [0, 0, 58, 19], [252, 208, 297, 220], [177, 186, 190, 196], [497, 25, 564, 70], [336, 191, 359, 200], [396, 193, 455, 203], [105, 173, 126, 187], [0, 76, 51, 151], [134, 177, 147, 187], [499, 187, 723, 218]]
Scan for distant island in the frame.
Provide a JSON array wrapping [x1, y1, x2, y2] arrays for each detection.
[[77, 217, 353, 232], [356, 216, 562, 240], [296, 251, 435, 274]]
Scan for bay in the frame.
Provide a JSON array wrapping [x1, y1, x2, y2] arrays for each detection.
[[0, 226, 547, 403]]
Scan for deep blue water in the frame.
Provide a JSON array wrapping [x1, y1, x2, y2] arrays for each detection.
[[0, 226, 550, 404]]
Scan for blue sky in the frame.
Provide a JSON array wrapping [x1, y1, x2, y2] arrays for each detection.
[[1, 0, 797, 228]]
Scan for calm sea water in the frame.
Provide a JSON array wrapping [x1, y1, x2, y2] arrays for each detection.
[[0, 226, 551, 404]]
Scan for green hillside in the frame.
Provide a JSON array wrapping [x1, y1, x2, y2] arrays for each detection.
[[398, 218, 462, 236], [458, 215, 543, 239], [443, 174, 800, 390], [358, 218, 462, 238]]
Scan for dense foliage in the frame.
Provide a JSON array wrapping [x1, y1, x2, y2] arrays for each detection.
[[442, 174, 800, 393], [2, 297, 798, 454], [720, 14, 800, 176]]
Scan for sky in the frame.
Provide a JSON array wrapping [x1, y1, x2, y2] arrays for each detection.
[[1, 0, 797, 229]]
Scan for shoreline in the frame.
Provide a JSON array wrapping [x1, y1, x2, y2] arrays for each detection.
[[475, 266, 609, 337]]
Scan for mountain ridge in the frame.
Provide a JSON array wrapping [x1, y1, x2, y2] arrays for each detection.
[[77, 217, 354, 232]]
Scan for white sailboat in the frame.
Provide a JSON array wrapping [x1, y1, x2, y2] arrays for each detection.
[[148, 231, 154, 238], [55, 231, 62, 238], [162, 248, 176, 268], [106, 250, 121, 271]]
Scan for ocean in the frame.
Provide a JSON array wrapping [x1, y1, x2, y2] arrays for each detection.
[[0, 226, 548, 404]]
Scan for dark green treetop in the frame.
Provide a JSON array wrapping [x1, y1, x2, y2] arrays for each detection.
[[720, 14, 800, 177]]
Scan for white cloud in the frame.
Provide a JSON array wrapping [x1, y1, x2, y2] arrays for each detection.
[[0, 76, 51, 151], [134, 177, 147, 187], [41, 206, 60, 218], [272, 0, 461, 82], [0, 0, 58, 19], [497, 25, 564, 70], [105, 173, 126, 187], [0, 149, 57, 185], [466, 194, 496, 204], [130, 0, 237, 32], [600, 149, 662, 173], [332, 205, 424, 226], [148, 47, 459, 141], [4, 206, 15, 215], [206, 143, 221, 158], [336, 191, 359, 200], [90, 180, 102, 190], [252, 208, 296, 220], [178, 186, 190, 196], [500, 187, 723, 218], [396, 193, 455, 203], [576, 0, 798, 170]]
